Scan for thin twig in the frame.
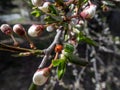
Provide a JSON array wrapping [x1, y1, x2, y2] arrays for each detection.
[[0, 43, 43, 55], [91, 47, 102, 90], [38, 26, 63, 69]]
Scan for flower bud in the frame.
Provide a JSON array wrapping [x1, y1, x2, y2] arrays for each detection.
[[38, 2, 51, 13], [80, 4, 97, 19], [46, 25, 54, 32], [70, 18, 79, 26], [28, 24, 44, 37], [0, 24, 12, 35], [55, 44, 63, 52], [31, 0, 43, 7], [13, 24, 26, 36], [33, 68, 50, 86]]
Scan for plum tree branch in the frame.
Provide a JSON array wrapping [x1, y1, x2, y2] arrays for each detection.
[[38, 26, 63, 69]]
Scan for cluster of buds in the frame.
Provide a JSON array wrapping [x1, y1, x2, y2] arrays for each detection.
[[0, 0, 99, 87], [0, 24, 19, 46], [0, 24, 45, 49]]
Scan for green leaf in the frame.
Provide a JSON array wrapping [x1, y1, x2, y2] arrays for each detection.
[[49, 5, 59, 15], [29, 83, 37, 90], [64, 43, 74, 53], [44, 15, 62, 24], [77, 32, 97, 46], [83, 37, 97, 46], [65, 54, 89, 66], [52, 59, 63, 67], [57, 59, 66, 80], [31, 9, 41, 17]]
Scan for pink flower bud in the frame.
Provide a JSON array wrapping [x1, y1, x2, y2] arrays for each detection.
[[80, 4, 97, 19], [0, 24, 12, 35], [28, 24, 44, 37], [13, 24, 26, 36], [33, 68, 50, 86]]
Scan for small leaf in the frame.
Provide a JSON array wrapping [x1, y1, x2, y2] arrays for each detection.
[[52, 59, 62, 67], [49, 5, 59, 15], [31, 9, 41, 17], [83, 37, 97, 46], [57, 59, 66, 79], [77, 33, 97, 46], [65, 54, 89, 66], [64, 43, 74, 53], [29, 83, 37, 90], [44, 15, 62, 24]]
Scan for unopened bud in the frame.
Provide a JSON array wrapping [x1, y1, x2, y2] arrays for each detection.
[[80, 4, 97, 19], [38, 2, 51, 13], [33, 68, 50, 86], [46, 25, 54, 32], [0, 24, 12, 35], [31, 0, 43, 7], [13, 24, 26, 36], [28, 24, 44, 37]]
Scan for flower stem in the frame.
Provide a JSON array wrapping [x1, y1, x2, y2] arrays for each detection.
[[10, 34, 19, 46], [24, 34, 36, 49], [48, 52, 59, 69]]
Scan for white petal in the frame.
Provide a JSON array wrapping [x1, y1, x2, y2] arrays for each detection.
[[33, 71, 48, 86]]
